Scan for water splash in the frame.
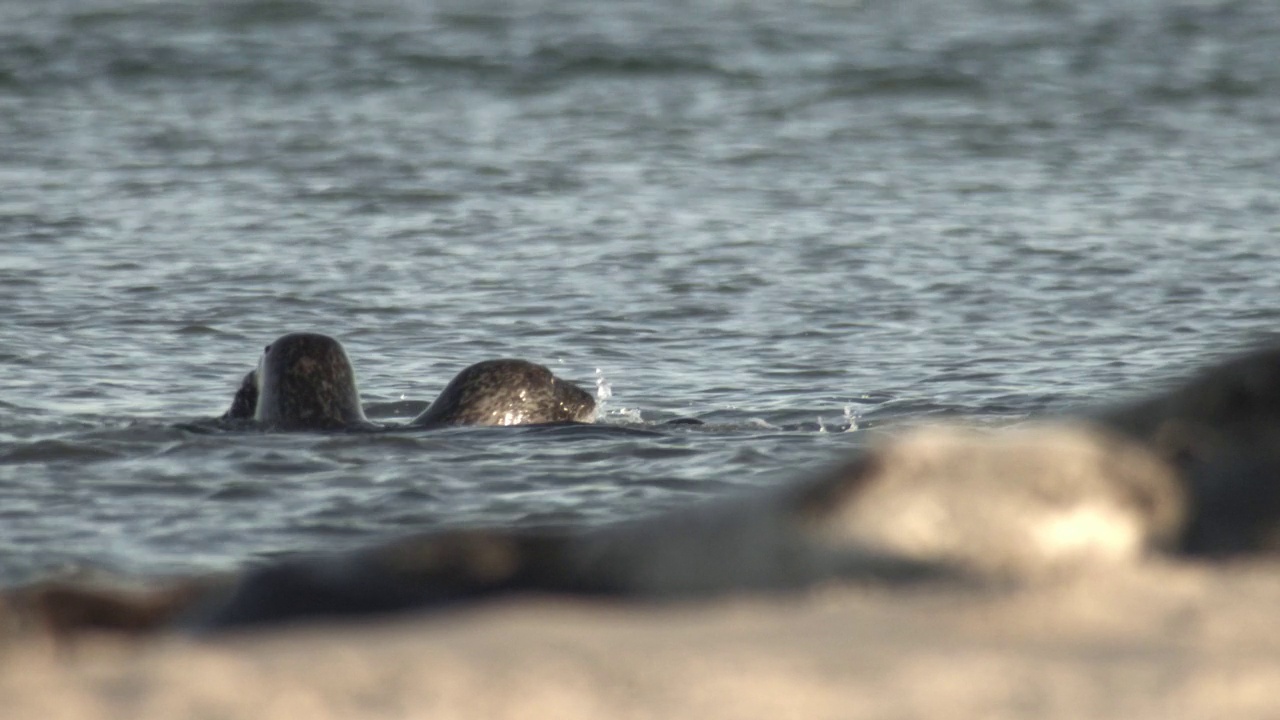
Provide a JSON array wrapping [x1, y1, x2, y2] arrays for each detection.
[[594, 368, 614, 422], [818, 405, 860, 433], [595, 368, 613, 406], [843, 403, 860, 432], [609, 407, 644, 424]]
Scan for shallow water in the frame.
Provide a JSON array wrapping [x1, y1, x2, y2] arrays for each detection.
[[2, 0, 1279, 584]]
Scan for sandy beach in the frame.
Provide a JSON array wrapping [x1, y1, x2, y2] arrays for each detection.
[[6, 560, 1280, 720]]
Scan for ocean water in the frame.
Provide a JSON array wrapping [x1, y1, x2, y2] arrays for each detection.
[[1, 0, 1278, 585]]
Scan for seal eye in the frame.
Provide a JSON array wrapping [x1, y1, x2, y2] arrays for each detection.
[[264, 344, 272, 354]]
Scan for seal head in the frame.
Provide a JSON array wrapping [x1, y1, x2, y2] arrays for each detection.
[[411, 359, 596, 428], [237, 332, 372, 431]]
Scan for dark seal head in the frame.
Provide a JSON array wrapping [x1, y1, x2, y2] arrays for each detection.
[[411, 359, 596, 428], [238, 332, 372, 431]]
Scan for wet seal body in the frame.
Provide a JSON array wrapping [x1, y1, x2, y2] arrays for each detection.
[[411, 359, 596, 428], [224, 332, 374, 431]]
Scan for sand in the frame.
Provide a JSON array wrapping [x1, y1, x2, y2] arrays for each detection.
[[5, 560, 1280, 720]]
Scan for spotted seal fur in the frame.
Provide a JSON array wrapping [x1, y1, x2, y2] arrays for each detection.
[[411, 359, 596, 428], [223, 332, 374, 431]]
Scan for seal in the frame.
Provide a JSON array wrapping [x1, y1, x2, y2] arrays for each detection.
[[180, 474, 948, 631], [411, 359, 596, 428], [222, 370, 258, 421], [225, 332, 374, 431], [1097, 345, 1280, 554]]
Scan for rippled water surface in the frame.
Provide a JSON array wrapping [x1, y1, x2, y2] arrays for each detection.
[[2, 0, 1279, 583]]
